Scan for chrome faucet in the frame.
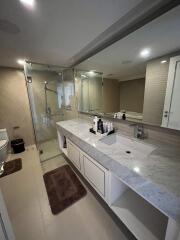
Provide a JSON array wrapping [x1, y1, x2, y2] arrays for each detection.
[[130, 123, 145, 139], [136, 124, 145, 139]]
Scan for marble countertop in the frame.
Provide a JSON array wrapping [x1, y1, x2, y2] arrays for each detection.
[[57, 119, 180, 223]]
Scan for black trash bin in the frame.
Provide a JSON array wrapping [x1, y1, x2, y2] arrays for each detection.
[[11, 139, 25, 154]]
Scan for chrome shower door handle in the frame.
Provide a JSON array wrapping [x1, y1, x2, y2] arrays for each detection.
[[164, 110, 173, 118], [164, 110, 169, 118]]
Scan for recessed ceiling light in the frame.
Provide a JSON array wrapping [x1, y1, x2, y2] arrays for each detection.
[[88, 70, 96, 76], [140, 48, 151, 58], [27, 76, 32, 83], [133, 167, 140, 173], [161, 60, 167, 64], [19, 0, 35, 8], [17, 59, 25, 65]]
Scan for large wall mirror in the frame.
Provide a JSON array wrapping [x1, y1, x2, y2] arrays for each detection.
[[76, 5, 180, 131]]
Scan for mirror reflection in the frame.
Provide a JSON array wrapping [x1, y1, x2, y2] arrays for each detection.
[[76, 5, 180, 130], [75, 70, 103, 114]]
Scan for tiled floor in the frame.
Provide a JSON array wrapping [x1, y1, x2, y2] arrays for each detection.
[[39, 138, 61, 162], [0, 146, 134, 240], [41, 154, 67, 173]]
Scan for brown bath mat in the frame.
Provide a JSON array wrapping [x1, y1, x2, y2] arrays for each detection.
[[0, 158, 22, 178], [43, 165, 87, 214]]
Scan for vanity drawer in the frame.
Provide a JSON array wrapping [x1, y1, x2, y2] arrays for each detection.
[[83, 155, 107, 198], [67, 140, 81, 170]]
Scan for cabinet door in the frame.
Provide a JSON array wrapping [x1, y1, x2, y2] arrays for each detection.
[[67, 140, 81, 170], [83, 155, 107, 199]]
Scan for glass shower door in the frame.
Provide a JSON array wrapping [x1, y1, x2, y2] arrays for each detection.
[[25, 63, 65, 162], [38, 78, 63, 161]]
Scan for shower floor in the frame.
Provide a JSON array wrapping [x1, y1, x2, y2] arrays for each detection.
[[39, 138, 61, 162]]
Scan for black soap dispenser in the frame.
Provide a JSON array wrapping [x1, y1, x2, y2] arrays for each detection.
[[97, 118, 104, 134], [122, 113, 126, 120]]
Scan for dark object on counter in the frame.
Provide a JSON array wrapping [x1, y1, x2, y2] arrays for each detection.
[[89, 128, 115, 136], [122, 113, 126, 120], [107, 129, 115, 135], [11, 138, 25, 154], [89, 128, 96, 134], [97, 118, 104, 134]]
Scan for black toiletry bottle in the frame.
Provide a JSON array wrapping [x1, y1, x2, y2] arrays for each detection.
[[122, 113, 126, 120], [98, 119, 104, 134]]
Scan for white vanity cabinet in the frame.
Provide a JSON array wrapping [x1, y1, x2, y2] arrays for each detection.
[[57, 130, 179, 240], [67, 139, 81, 171], [66, 139, 109, 202], [83, 154, 108, 199], [108, 173, 168, 240]]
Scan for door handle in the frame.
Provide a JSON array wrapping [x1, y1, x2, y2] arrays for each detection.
[[164, 111, 173, 118], [164, 111, 169, 118]]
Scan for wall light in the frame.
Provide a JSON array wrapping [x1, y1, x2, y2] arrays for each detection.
[[17, 59, 26, 65], [19, 0, 35, 8], [161, 60, 167, 64], [140, 48, 151, 58]]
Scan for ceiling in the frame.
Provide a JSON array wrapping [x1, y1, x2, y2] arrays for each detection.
[[77, 5, 180, 80], [0, 0, 142, 68]]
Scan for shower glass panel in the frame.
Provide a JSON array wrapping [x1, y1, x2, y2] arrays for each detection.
[[25, 62, 74, 162]]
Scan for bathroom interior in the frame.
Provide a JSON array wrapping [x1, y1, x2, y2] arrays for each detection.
[[0, 1, 180, 240]]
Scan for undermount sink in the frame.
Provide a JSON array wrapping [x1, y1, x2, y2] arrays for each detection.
[[100, 134, 156, 158]]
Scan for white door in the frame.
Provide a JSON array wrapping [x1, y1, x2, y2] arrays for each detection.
[[162, 56, 180, 130], [0, 190, 15, 240]]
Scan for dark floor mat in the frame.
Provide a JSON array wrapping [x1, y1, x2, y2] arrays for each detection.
[[43, 165, 87, 214], [0, 158, 22, 178]]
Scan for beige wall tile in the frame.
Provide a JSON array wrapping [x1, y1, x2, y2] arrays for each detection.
[[0, 67, 35, 146], [103, 78, 120, 113], [143, 57, 169, 125], [119, 78, 145, 113]]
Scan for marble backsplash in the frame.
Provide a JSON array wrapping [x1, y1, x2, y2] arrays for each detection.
[[77, 112, 180, 147]]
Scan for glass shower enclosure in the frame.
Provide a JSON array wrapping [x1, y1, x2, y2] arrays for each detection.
[[24, 62, 74, 162]]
